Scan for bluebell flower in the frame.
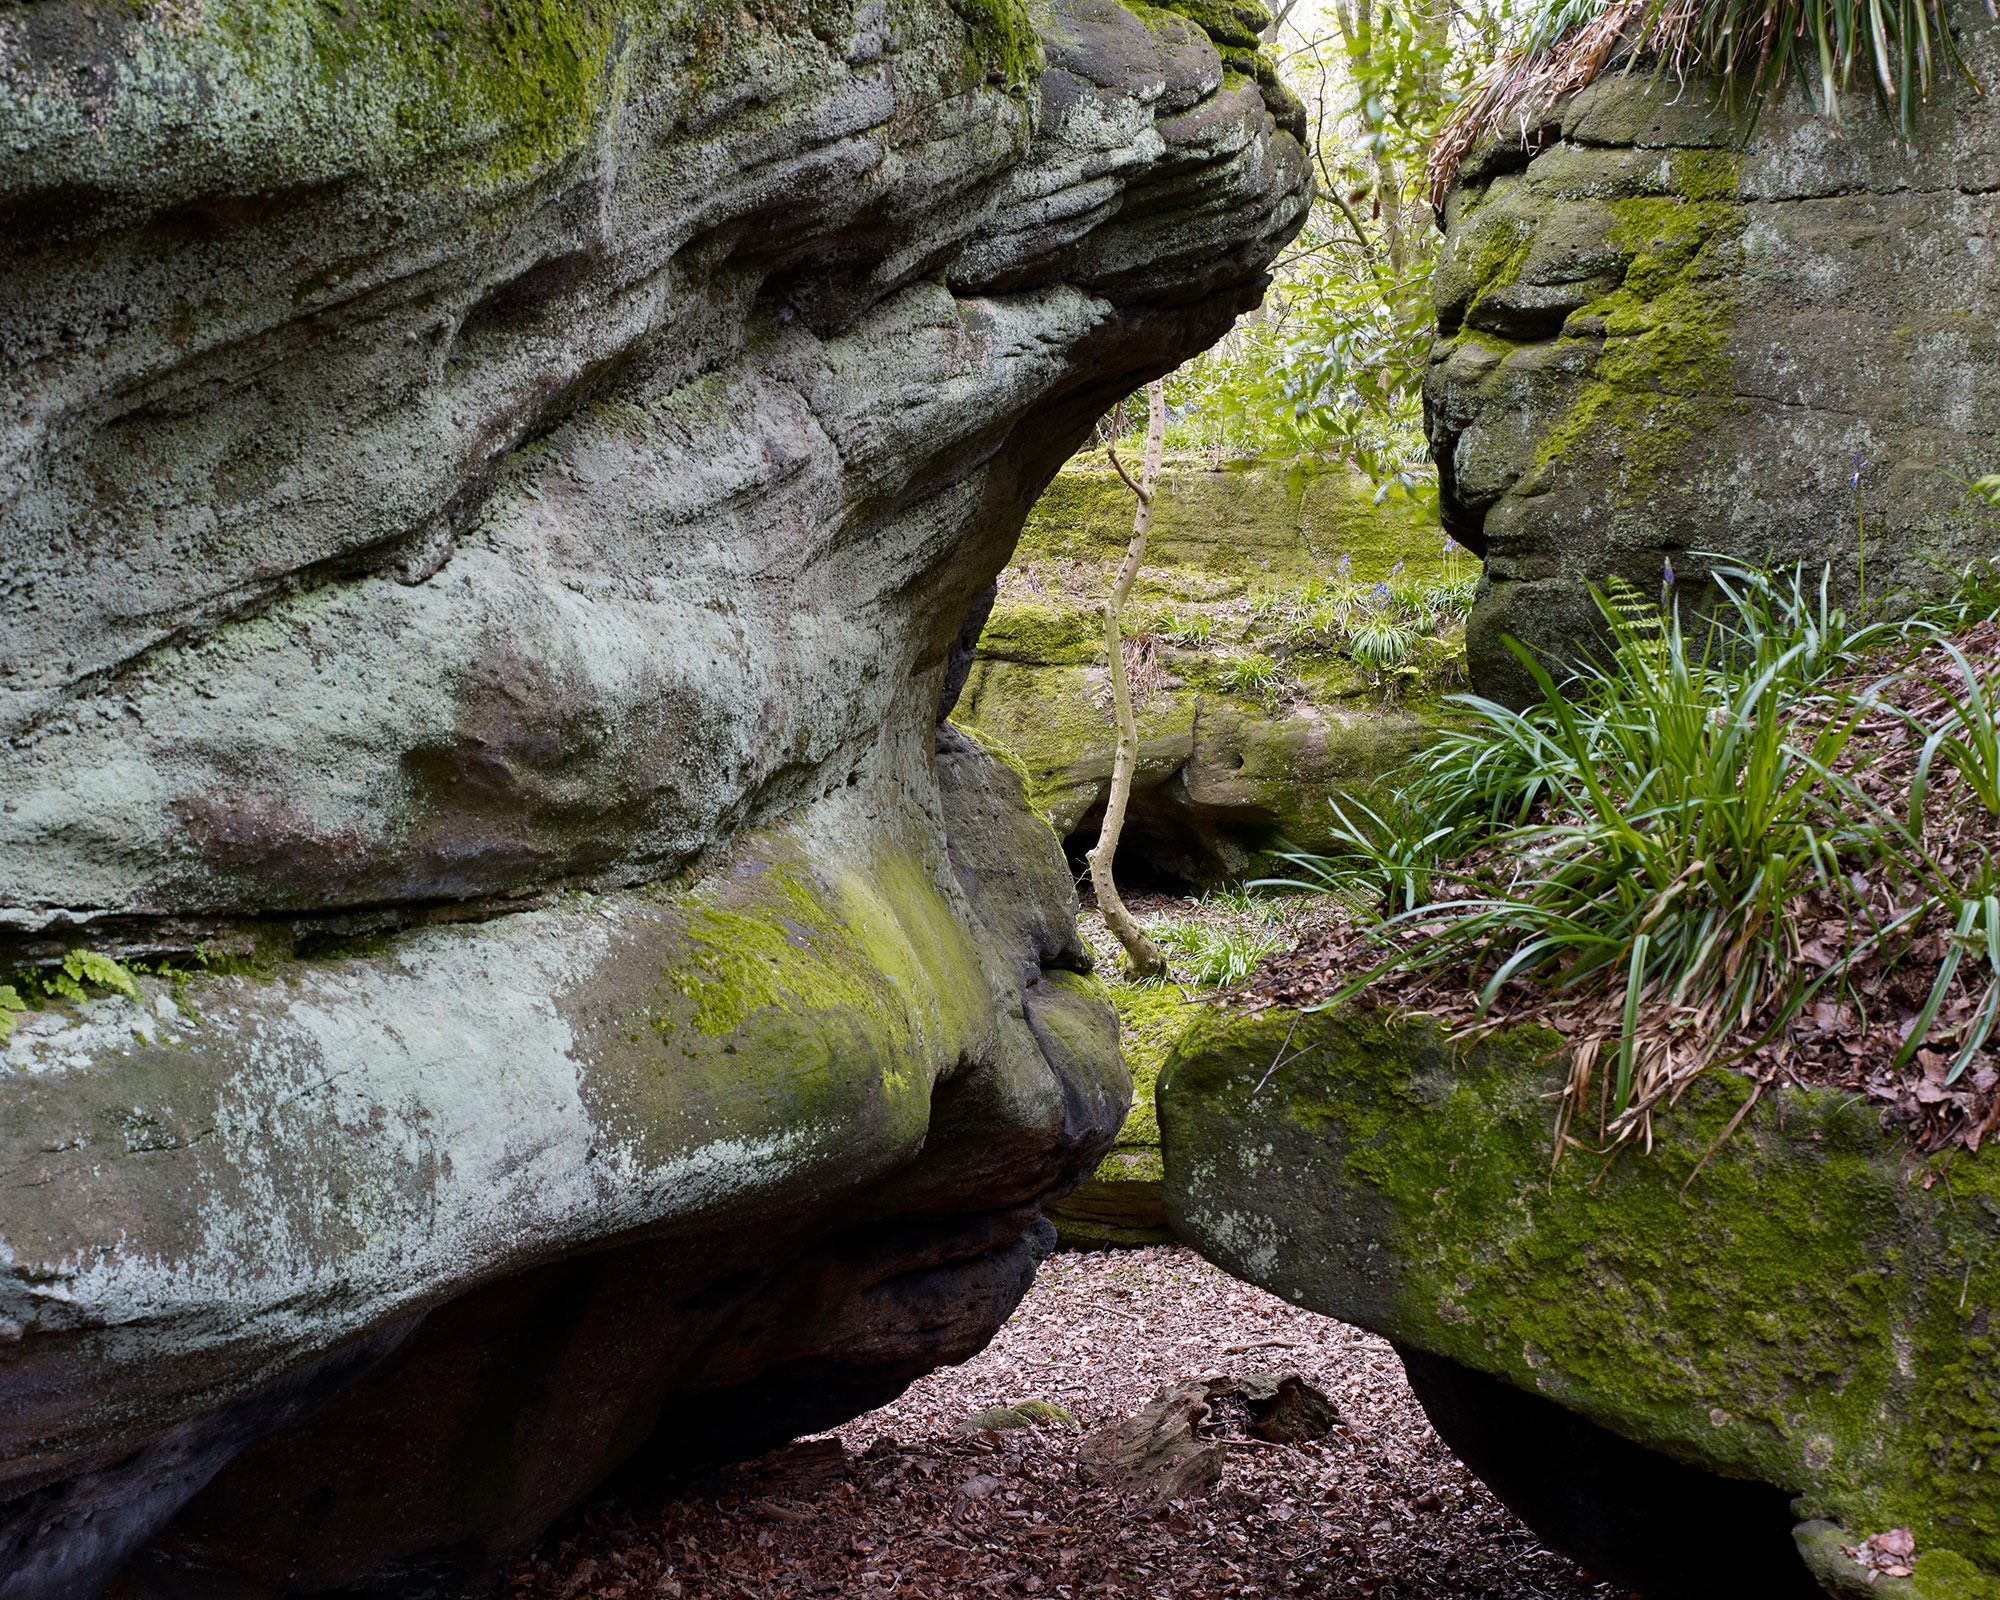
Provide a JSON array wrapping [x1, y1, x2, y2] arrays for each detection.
[[1851, 450, 1868, 489]]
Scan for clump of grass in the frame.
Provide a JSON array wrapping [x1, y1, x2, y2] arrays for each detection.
[[1219, 653, 1286, 706], [1346, 611, 1418, 671], [1271, 557, 2000, 1153], [1146, 910, 1285, 988], [1197, 882, 1272, 918], [1421, 572, 1480, 619], [1160, 608, 1218, 648]]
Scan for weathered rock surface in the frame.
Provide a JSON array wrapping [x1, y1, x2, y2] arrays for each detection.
[[1160, 1006, 2000, 1597], [0, 0, 1310, 1594], [1425, 0, 2000, 703], [1042, 968, 1189, 1248], [955, 456, 1449, 884]]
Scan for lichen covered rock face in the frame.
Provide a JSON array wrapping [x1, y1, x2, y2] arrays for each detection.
[[0, 0, 1309, 1593], [1425, 0, 2000, 704], [1159, 1006, 2000, 1596]]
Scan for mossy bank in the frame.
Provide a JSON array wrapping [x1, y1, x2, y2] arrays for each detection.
[[953, 454, 1463, 885]]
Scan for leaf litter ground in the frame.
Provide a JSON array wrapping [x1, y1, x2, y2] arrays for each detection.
[[503, 1249, 1624, 1600]]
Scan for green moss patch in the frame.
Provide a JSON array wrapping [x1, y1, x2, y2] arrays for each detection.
[[1046, 979, 1205, 1248], [1532, 151, 1745, 481], [577, 824, 993, 1177], [1160, 1006, 2000, 1585]]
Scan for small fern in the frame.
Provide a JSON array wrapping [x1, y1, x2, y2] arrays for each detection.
[[1603, 574, 1674, 681], [0, 951, 143, 1040]]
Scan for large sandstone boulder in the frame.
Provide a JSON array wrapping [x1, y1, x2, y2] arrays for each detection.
[[1425, 0, 2000, 703], [0, 0, 1310, 1594], [1161, 1007, 2000, 1598]]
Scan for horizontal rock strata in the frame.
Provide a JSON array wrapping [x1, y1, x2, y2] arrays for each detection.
[[0, 0, 1310, 1594]]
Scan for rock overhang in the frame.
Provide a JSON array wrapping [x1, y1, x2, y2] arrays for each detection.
[[0, 0, 1309, 1592]]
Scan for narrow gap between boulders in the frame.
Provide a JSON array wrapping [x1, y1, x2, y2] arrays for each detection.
[[504, 1250, 1629, 1600]]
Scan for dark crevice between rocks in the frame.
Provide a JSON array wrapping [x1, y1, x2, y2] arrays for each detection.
[[937, 579, 1000, 724], [1060, 780, 1274, 893], [1062, 810, 1209, 895], [2, 1320, 420, 1600], [1396, 1344, 1825, 1600]]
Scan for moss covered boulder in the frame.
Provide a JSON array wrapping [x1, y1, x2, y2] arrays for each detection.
[[1045, 980, 1198, 1247], [1160, 1006, 2000, 1596], [1427, 0, 2000, 705], [955, 456, 1460, 881]]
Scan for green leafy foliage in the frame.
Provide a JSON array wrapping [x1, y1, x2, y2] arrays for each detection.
[[1219, 652, 1285, 703], [1253, 548, 1475, 701], [1145, 896, 1287, 987], [1266, 557, 2000, 1147], [0, 950, 144, 1041], [1112, 0, 1540, 505], [1159, 608, 1220, 647]]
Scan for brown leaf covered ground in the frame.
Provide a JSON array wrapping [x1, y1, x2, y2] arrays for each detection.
[[502, 1250, 1624, 1600]]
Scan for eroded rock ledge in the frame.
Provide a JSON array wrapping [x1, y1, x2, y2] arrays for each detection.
[[0, 0, 1309, 1594]]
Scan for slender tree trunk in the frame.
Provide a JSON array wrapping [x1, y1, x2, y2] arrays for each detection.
[[1376, 149, 1406, 274], [1089, 381, 1169, 979]]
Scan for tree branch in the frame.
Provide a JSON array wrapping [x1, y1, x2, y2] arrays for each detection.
[[1105, 444, 1153, 504]]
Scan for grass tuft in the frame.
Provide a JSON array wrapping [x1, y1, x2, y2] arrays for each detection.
[[1266, 556, 2000, 1151], [1426, 0, 1973, 207]]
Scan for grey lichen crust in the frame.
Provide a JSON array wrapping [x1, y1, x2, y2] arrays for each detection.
[[1424, 0, 2000, 704], [0, 0, 1309, 1594], [0, 0, 1308, 932]]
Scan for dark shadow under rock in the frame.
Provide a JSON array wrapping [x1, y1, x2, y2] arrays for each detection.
[[1397, 1345, 1824, 1600]]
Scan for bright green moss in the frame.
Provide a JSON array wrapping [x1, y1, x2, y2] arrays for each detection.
[[1531, 150, 1745, 480], [1144, 0, 1269, 47], [1018, 458, 1440, 588], [1916, 1550, 2000, 1600], [576, 822, 1000, 1178], [1047, 979, 1200, 1247], [1461, 216, 1534, 319], [949, 0, 1045, 94], [1119, 0, 1217, 44], [209, 0, 641, 191], [979, 600, 1102, 665], [1159, 1006, 2000, 1583], [956, 457, 1456, 849]]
